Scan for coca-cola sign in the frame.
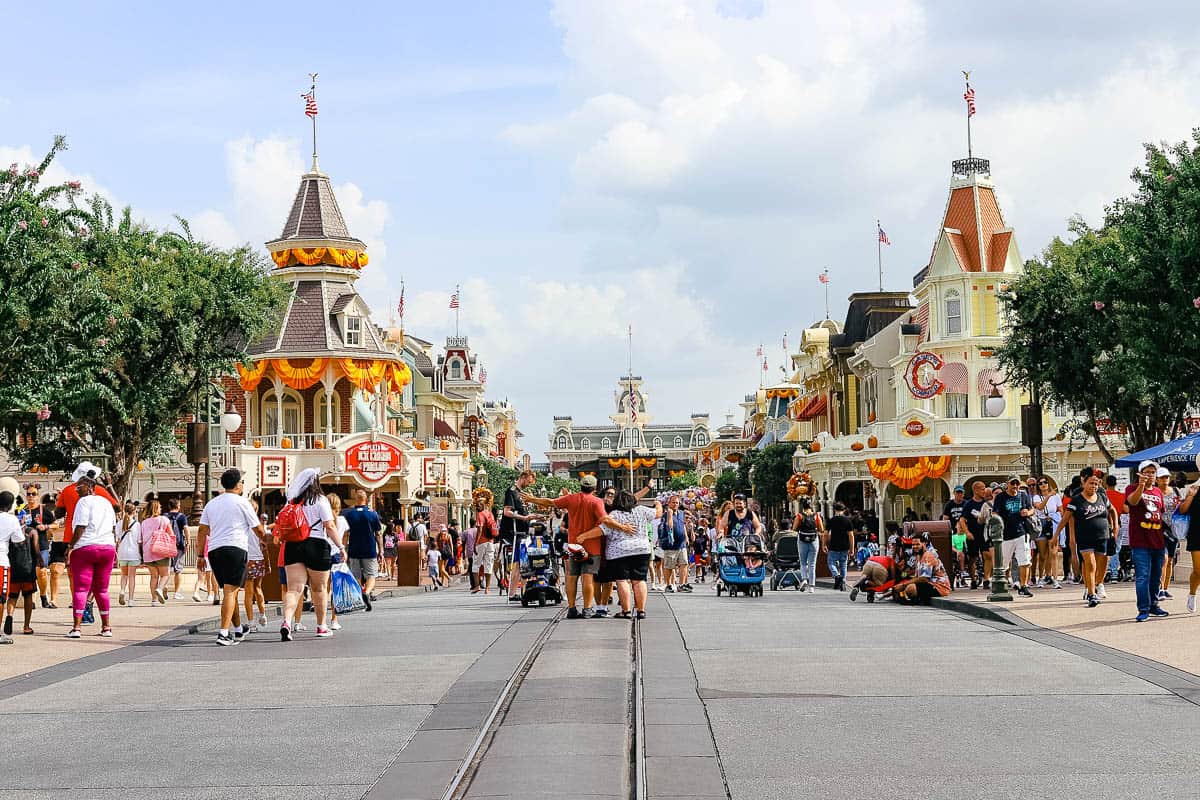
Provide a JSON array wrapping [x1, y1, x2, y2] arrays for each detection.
[[904, 419, 926, 437], [345, 441, 403, 482]]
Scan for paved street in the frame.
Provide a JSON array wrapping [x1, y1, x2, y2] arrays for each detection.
[[3, 582, 1200, 799]]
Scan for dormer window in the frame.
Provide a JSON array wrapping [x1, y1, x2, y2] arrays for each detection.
[[945, 291, 962, 336], [345, 315, 362, 347], [449, 359, 462, 380]]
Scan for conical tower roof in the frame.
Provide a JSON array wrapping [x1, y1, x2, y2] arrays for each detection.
[[266, 170, 365, 251]]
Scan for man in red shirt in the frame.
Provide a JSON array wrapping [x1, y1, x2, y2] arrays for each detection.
[[471, 489, 498, 595], [1127, 459, 1168, 622], [524, 475, 631, 619]]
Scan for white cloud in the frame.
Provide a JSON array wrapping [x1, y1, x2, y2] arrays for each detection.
[[0, 143, 119, 210]]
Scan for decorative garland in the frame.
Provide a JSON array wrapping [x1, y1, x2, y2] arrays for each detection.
[[787, 471, 815, 499], [236, 360, 268, 391], [865, 455, 952, 490], [766, 387, 800, 399], [270, 247, 368, 269], [236, 357, 413, 393], [607, 457, 657, 469], [272, 358, 326, 390]]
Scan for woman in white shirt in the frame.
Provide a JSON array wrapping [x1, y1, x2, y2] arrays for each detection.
[[280, 469, 344, 640], [116, 501, 142, 607], [581, 490, 661, 620], [326, 492, 350, 631], [66, 476, 117, 638]]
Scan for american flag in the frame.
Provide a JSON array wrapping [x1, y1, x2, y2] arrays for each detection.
[[818, 272, 829, 285], [756, 344, 763, 358], [963, 85, 976, 118], [301, 89, 318, 118], [629, 394, 637, 424], [782, 332, 788, 351], [878, 225, 891, 245], [397, 283, 405, 321], [480, 368, 487, 384], [449, 289, 459, 309]]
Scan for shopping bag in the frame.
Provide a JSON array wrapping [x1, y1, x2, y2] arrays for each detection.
[[331, 563, 366, 614]]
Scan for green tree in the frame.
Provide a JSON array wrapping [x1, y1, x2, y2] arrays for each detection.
[[715, 465, 750, 503], [997, 132, 1200, 458], [0, 166, 288, 497], [471, 455, 517, 507], [750, 443, 795, 520], [667, 470, 699, 491], [532, 473, 580, 497]]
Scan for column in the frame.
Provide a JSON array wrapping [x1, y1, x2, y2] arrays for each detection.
[[273, 378, 284, 440]]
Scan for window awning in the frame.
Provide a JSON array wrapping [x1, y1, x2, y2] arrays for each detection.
[[941, 362, 969, 394], [796, 395, 828, 422], [781, 422, 802, 442], [433, 418, 460, 439]]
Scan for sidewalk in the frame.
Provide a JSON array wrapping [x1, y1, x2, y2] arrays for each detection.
[[939, 576, 1200, 676], [0, 565, 439, 682]]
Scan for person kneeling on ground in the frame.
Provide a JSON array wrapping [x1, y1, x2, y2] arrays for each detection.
[[893, 533, 951, 605], [849, 553, 895, 602]]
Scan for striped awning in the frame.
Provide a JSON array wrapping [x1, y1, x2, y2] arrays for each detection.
[[941, 362, 969, 394], [796, 395, 828, 422], [976, 368, 1003, 395]]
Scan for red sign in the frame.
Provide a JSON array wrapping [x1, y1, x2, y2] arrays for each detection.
[[904, 419, 926, 437], [904, 351, 945, 399], [345, 441, 403, 482]]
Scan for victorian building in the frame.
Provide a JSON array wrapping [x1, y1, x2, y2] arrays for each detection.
[[547, 377, 713, 491]]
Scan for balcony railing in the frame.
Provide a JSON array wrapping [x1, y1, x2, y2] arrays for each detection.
[[952, 157, 990, 177], [239, 432, 352, 451]]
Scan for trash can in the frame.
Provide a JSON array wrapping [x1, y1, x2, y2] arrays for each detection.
[[395, 541, 421, 586]]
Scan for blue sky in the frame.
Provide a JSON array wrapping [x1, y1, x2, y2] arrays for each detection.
[[5, 1, 1200, 458]]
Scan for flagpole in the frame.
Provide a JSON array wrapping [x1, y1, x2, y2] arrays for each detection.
[[824, 268, 830, 319], [963, 71, 973, 160], [627, 324, 634, 492], [309, 72, 319, 172], [455, 284, 460, 338]]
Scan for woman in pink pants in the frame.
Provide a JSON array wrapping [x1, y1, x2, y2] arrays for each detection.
[[66, 476, 118, 638]]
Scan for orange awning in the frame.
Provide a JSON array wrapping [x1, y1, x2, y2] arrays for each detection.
[[796, 395, 828, 422]]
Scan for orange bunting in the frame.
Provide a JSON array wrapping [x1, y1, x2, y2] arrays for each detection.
[[236, 361, 268, 391], [272, 358, 327, 390], [386, 362, 413, 392], [866, 455, 952, 490], [270, 248, 368, 269], [606, 457, 657, 469], [340, 358, 388, 392]]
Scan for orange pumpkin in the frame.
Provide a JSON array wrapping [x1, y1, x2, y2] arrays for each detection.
[[867, 435, 879, 448], [414, 441, 426, 450], [850, 441, 865, 452], [809, 441, 822, 453], [253, 439, 262, 448], [439, 440, 450, 450], [314, 439, 326, 449], [280, 437, 293, 449], [867, 412, 876, 423], [940, 433, 953, 445]]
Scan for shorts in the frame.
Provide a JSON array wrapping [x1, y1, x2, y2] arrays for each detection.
[[965, 534, 986, 558], [246, 559, 267, 580], [8, 577, 35, 599], [284, 538, 333, 573], [145, 557, 170, 568], [1166, 538, 1179, 559], [1001, 536, 1031, 568], [1188, 533, 1200, 553], [1037, 520, 1054, 540], [277, 567, 288, 586], [566, 554, 600, 576], [39, 549, 50, 569], [348, 557, 379, 583], [862, 560, 890, 585], [1077, 537, 1109, 554], [661, 549, 687, 570], [208, 546, 248, 588], [118, 559, 141, 567], [896, 581, 939, 605], [473, 541, 496, 572], [601, 554, 650, 582], [170, 552, 187, 574], [383, 548, 397, 558], [1106, 537, 1118, 558], [50, 542, 69, 565]]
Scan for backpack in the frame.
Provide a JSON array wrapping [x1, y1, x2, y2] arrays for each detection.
[[275, 501, 311, 543], [168, 511, 188, 553], [795, 511, 818, 543], [146, 517, 178, 560]]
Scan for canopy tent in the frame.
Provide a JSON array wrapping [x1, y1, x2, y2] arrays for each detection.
[[1114, 432, 1200, 471]]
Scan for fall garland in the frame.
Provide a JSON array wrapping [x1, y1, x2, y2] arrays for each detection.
[[866, 455, 952, 490], [270, 247, 368, 269]]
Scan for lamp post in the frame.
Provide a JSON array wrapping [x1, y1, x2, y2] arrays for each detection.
[[986, 510, 1013, 602], [985, 378, 1044, 478]]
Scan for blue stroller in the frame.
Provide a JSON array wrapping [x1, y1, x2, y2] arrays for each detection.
[[715, 533, 767, 597], [519, 525, 563, 607]]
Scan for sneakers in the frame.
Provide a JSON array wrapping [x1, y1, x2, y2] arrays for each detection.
[[1017, 585, 1034, 598], [294, 621, 307, 631], [258, 614, 268, 626], [1188, 595, 1196, 613], [363, 594, 373, 612], [280, 624, 293, 642], [0, 633, 12, 645], [216, 632, 239, 646], [192, 590, 203, 603], [581, 607, 596, 619], [331, 621, 342, 630], [679, 584, 694, 593], [1047, 578, 1062, 589], [1087, 594, 1100, 608], [157, 589, 169, 604], [566, 607, 581, 620], [315, 626, 333, 638], [1096, 584, 1107, 599], [849, 587, 861, 602], [66, 629, 81, 639], [99, 628, 113, 638], [594, 607, 609, 618], [1159, 589, 1173, 600], [798, 579, 809, 592], [173, 592, 184, 601], [119, 592, 126, 606], [664, 585, 675, 593], [1149, 607, 1169, 617], [807, 586, 816, 594], [1135, 612, 1150, 622], [206, 593, 215, 604]]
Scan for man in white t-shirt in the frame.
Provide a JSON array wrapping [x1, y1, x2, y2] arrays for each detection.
[[0, 491, 27, 645], [199, 468, 266, 646]]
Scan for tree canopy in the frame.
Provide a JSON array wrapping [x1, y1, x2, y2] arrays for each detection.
[[0, 139, 288, 497], [997, 132, 1200, 458]]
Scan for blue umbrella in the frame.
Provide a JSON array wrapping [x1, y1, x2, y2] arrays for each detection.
[[1114, 432, 1200, 470]]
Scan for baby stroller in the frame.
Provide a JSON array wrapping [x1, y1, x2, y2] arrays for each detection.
[[519, 524, 563, 607], [715, 533, 767, 597], [769, 532, 804, 591]]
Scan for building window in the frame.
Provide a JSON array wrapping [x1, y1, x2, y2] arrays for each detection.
[[945, 292, 962, 336], [601, 437, 612, 450], [345, 315, 362, 346], [945, 392, 968, 419], [694, 432, 707, 446], [652, 436, 662, 449], [262, 390, 302, 436], [449, 360, 462, 380], [580, 437, 591, 450], [556, 434, 568, 450], [314, 392, 341, 434], [674, 435, 684, 448], [623, 427, 639, 449]]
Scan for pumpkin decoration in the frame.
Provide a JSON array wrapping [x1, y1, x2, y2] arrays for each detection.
[[314, 439, 326, 449], [280, 437, 293, 449], [809, 441, 822, 453], [868, 412, 877, 423], [439, 439, 450, 450], [414, 441, 426, 450], [850, 441, 865, 452], [867, 435, 879, 448], [253, 439, 262, 448], [940, 433, 953, 445]]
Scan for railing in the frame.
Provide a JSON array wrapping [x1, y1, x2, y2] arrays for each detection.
[[239, 432, 353, 450], [952, 157, 990, 177]]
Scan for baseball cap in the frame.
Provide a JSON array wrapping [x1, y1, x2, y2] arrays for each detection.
[[953, 485, 965, 493], [989, 482, 1003, 492], [580, 474, 598, 489], [1138, 460, 1160, 473], [1007, 474, 1022, 484], [1156, 467, 1171, 478]]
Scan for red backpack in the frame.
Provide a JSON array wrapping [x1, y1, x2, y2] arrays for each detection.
[[274, 501, 311, 543]]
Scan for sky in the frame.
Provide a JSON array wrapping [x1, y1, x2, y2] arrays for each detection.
[[5, 0, 1200, 459]]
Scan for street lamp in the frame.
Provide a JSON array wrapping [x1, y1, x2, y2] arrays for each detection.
[[220, 406, 242, 436], [984, 381, 1006, 418]]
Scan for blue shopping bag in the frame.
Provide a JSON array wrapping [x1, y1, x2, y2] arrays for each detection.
[[331, 563, 366, 614]]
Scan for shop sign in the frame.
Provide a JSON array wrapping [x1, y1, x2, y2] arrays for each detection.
[[260, 456, 287, 488], [904, 351, 945, 399], [904, 418, 927, 437], [346, 441, 403, 482]]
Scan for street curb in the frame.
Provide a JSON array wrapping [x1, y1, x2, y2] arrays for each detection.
[[929, 596, 1021, 626]]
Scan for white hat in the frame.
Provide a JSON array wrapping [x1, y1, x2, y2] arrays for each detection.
[[71, 461, 100, 482], [1138, 460, 1160, 473], [286, 467, 321, 502], [1156, 466, 1171, 478]]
